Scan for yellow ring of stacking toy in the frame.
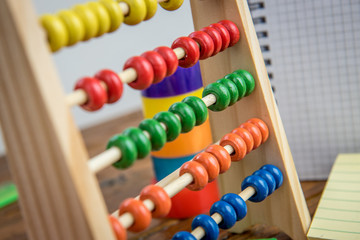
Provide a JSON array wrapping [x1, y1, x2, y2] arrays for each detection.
[[99, 0, 124, 32], [87, 2, 111, 37], [40, 14, 68, 52], [144, 0, 157, 21], [57, 10, 85, 46], [118, 0, 146, 25], [72, 4, 99, 41], [159, 0, 184, 11]]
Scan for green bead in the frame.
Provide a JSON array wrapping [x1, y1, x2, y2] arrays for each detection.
[[233, 69, 255, 96], [202, 82, 230, 112], [224, 73, 247, 100], [139, 119, 167, 151], [182, 96, 208, 126], [153, 111, 181, 142], [122, 127, 151, 159], [106, 134, 137, 169], [216, 78, 239, 106], [168, 102, 196, 133]]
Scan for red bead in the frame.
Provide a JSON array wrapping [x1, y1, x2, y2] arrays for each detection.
[[218, 20, 240, 47], [200, 26, 222, 56], [171, 36, 200, 68], [123, 56, 154, 90], [247, 118, 269, 143], [231, 127, 254, 153], [141, 51, 167, 84], [119, 198, 152, 232], [108, 215, 126, 240], [140, 185, 171, 218], [180, 161, 208, 191], [188, 31, 214, 60], [205, 144, 231, 174], [94, 69, 123, 103], [209, 23, 230, 52], [220, 133, 247, 162], [74, 77, 107, 111], [239, 122, 262, 149], [193, 152, 220, 182], [153, 46, 178, 76]]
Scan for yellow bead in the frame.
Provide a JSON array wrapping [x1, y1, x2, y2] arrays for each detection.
[[99, 0, 124, 32], [57, 10, 85, 46], [159, 0, 184, 11], [73, 4, 99, 41], [87, 2, 111, 37], [40, 14, 68, 52], [118, 0, 146, 25], [144, 0, 157, 21]]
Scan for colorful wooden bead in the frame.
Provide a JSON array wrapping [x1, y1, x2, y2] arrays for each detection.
[[139, 119, 166, 151], [122, 127, 151, 159], [107, 134, 137, 169], [188, 31, 214, 60], [119, 0, 147, 25], [181, 96, 208, 126], [221, 193, 247, 221], [253, 169, 276, 195], [180, 161, 208, 191], [191, 214, 219, 240], [143, 0, 157, 20], [241, 175, 269, 202], [233, 69, 255, 96], [119, 198, 151, 232], [205, 145, 231, 174], [87, 2, 111, 37], [239, 122, 262, 149], [74, 77, 107, 111], [124, 56, 154, 90], [141, 51, 167, 84], [218, 20, 240, 47], [224, 73, 247, 100], [40, 14, 69, 52], [172, 231, 196, 240], [109, 215, 127, 240], [193, 152, 220, 182], [168, 102, 196, 133], [260, 165, 283, 189], [216, 78, 239, 106], [57, 10, 85, 46], [202, 82, 230, 112], [153, 46, 178, 77], [171, 37, 200, 68], [200, 26, 222, 56], [94, 69, 124, 103], [219, 133, 247, 161], [209, 23, 230, 51], [153, 111, 181, 142], [209, 200, 237, 229], [247, 118, 269, 143], [231, 128, 254, 153], [140, 185, 171, 218], [99, 0, 124, 32], [72, 4, 99, 41], [159, 0, 184, 11]]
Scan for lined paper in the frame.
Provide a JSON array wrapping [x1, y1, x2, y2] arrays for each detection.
[[307, 154, 360, 240]]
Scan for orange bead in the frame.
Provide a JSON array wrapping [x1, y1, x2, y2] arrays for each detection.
[[108, 215, 126, 240], [231, 127, 254, 153], [119, 198, 151, 232], [180, 161, 208, 191], [140, 185, 171, 218], [239, 122, 262, 149], [247, 118, 269, 143], [220, 133, 247, 161], [205, 144, 231, 174], [193, 152, 220, 182]]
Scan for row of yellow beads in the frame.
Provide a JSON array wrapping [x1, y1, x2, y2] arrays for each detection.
[[40, 0, 184, 52]]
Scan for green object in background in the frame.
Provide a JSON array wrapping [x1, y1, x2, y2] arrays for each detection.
[[0, 182, 18, 208], [252, 238, 277, 240]]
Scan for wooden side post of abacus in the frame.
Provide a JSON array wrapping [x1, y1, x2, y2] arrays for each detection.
[[190, 0, 311, 239], [0, 0, 115, 239]]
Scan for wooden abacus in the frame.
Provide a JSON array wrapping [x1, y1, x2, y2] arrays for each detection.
[[0, 0, 311, 239]]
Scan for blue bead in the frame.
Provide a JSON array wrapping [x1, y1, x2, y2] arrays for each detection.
[[221, 193, 247, 221], [172, 231, 197, 240], [209, 201, 237, 229], [191, 214, 219, 240], [241, 175, 269, 202], [253, 169, 276, 195], [260, 164, 283, 189]]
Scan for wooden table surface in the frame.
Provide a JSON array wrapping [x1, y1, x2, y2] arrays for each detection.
[[0, 111, 326, 240]]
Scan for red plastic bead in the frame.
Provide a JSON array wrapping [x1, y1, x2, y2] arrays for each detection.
[[200, 26, 222, 56], [119, 198, 152, 232], [171, 36, 200, 68], [180, 161, 208, 191], [74, 77, 107, 111], [231, 127, 254, 153], [94, 69, 123, 103], [153, 46, 178, 76], [209, 23, 230, 52], [247, 118, 269, 143], [188, 31, 214, 60], [218, 20, 240, 47], [220, 133, 247, 162], [239, 122, 262, 149], [193, 152, 220, 182], [140, 185, 171, 218], [205, 144, 231, 174], [123, 56, 154, 90], [109, 215, 126, 240], [141, 51, 167, 84]]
